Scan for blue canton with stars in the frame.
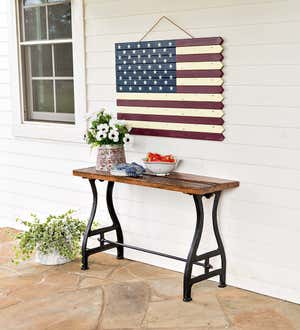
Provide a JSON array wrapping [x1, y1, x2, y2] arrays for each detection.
[[115, 39, 177, 93]]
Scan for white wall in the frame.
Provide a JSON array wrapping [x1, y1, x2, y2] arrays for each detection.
[[1, 0, 300, 303]]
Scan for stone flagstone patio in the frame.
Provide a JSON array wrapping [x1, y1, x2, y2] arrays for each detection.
[[0, 227, 299, 330]]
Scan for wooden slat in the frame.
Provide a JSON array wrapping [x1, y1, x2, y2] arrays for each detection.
[[176, 70, 223, 78], [176, 86, 224, 93], [117, 99, 224, 109], [176, 37, 223, 47], [176, 62, 223, 70], [131, 128, 225, 141], [176, 45, 223, 55], [176, 54, 223, 62], [117, 113, 224, 125], [73, 167, 239, 195], [176, 78, 223, 86], [117, 106, 224, 118], [125, 120, 224, 133], [116, 92, 223, 102]]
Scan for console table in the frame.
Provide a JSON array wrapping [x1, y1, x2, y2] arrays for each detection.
[[73, 167, 239, 302]]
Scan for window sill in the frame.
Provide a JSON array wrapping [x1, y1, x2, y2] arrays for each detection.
[[13, 120, 86, 143]]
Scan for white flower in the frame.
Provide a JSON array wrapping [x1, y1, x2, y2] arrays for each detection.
[[108, 130, 119, 143], [109, 118, 118, 128], [97, 123, 109, 133], [123, 133, 133, 144], [103, 108, 111, 116], [96, 131, 107, 140]]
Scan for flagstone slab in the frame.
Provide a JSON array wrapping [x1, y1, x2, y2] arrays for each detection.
[[0, 287, 103, 330], [100, 281, 150, 329]]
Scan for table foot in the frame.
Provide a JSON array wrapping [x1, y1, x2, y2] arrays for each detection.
[[218, 283, 226, 288]]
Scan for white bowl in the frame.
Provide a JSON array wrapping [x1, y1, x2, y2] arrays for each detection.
[[143, 159, 178, 176]]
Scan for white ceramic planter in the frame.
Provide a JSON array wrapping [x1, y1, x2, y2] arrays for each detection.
[[35, 249, 72, 265]]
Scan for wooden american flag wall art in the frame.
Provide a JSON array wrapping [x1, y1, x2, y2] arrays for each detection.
[[115, 37, 224, 141]]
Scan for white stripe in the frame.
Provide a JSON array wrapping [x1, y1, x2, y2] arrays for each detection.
[[126, 120, 224, 133], [176, 78, 223, 86], [176, 62, 223, 70], [117, 107, 224, 118], [176, 45, 223, 55], [117, 93, 223, 102]]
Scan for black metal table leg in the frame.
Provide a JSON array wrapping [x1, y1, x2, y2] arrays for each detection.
[[212, 191, 227, 287], [183, 191, 227, 302], [81, 179, 98, 270], [106, 181, 124, 259], [183, 194, 204, 302]]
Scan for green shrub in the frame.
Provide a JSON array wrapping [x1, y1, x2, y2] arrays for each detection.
[[13, 210, 86, 264]]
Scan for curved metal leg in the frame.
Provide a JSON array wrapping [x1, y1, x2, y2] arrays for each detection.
[[183, 194, 204, 302], [212, 191, 226, 287], [81, 179, 98, 270], [106, 181, 124, 259]]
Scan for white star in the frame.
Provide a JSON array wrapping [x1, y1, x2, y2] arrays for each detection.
[[119, 86, 123, 90], [164, 70, 167, 74], [123, 50, 126, 54], [143, 81, 147, 85], [143, 70, 146, 74], [148, 76, 152, 79], [118, 45, 121, 49], [158, 42, 161, 46], [159, 75, 162, 79], [153, 59, 157, 63], [129, 86, 132, 90], [169, 54, 172, 57], [148, 65, 152, 69], [154, 70, 157, 74], [138, 86, 142, 90], [143, 59, 146, 63], [154, 80, 157, 85], [147, 43, 151, 47], [170, 86, 173, 90], [149, 86, 152, 90], [119, 77, 122, 80], [142, 50, 146, 53], [159, 86, 163, 90], [124, 71, 127, 75], [128, 44, 131, 48], [158, 65, 162, 69], [138, 54, 141, 58], [158, 54, 161, 58], [128, 65, 131, 69], [129, 76, 132, 80], [133, 50, 136, 54], [128, 55, 131, 59], [168, 42, 172, 46], [137, 44, 140, 48], [163, 59, 167, 63], [133, 60, 136, 64], [152, 49, 156, 53], [138, 76, 141, 80], [124, 81, 127, 84], [164, 80, 168, 84], [123, 61, 127, 64], [138, 65, 141, 69], [118, 66, 122, 70], [134, 81, 137, 85], [118, 56, 121, 60], [148, 54, 151, 58], [163, 48, 166, 52], [169, 64, 173, 68], [170, 75, 173, 79], [133, 70, 136, 74]]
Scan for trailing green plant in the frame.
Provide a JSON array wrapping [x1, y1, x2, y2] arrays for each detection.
[[13, 210, 87, 264]]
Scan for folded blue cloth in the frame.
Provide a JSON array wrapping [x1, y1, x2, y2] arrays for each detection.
[[114, 162, 145, 177]]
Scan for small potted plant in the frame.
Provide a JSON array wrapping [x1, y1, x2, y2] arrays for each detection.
[[85, 109, 132, 171], [13, 210, 86, 265]]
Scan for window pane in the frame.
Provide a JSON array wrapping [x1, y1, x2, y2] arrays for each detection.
[[54, 43, 73, 76], [32, 80, 54, 112], [48, 3, 72, 39], [23, 0, 46, 6], [24, 7, 46, 40], [30, 45, 52, 77], [56, 80, 74, 113]]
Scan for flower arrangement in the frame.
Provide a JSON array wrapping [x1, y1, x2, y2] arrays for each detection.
[[86, 109, 132, 147], [13, 210, 86, 264]]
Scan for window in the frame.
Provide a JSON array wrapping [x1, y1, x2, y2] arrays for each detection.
[[19, 0, 74, 123]]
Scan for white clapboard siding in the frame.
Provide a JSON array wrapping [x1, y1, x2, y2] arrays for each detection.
[[1, 0, 300, 304]]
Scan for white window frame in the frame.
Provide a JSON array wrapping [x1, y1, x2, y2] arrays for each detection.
[[9, 0, 87, 142]]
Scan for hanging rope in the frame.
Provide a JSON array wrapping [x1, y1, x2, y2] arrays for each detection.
[[139, 16, 194, 41]]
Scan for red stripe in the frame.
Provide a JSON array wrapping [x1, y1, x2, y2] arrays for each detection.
[[131, 128, 224, 141], [117, 99, 223, 109], [176, 37, 223, 47], [117, 113, 224, 125], [177, 70, 223, 78], [176, 54, 223, 62], [176, 86, 223, 94]]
